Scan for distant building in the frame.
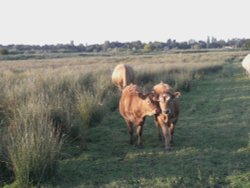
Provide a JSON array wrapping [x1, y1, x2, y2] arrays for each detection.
[[224, 45, 237, 49]]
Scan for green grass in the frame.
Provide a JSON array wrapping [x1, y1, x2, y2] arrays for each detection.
[[5, 97, 63, 187], [53, 60, 250, 187]]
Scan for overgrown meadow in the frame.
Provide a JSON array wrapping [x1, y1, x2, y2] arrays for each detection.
[[0, 51, 249, 187]]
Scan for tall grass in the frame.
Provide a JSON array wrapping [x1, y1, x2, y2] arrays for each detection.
[[135, 62, 223, 92], [6, 96, 62, 187]]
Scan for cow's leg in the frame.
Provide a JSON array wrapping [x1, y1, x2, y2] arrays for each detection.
[[136, 125, 144, 147], [125, 120, 134, 145], [161, 125, 171, 151], [169, 123, 175, 145], [154, 117, 162, 141]]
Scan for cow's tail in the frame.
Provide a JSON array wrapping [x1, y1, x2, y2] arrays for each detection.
[[123, 65, 127, 89]]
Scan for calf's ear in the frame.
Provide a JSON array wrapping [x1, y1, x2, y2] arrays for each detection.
[[174, 92, 181, 98]]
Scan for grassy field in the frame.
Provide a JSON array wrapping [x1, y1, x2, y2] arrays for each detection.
[[1, 50, 250, 187], [51, 55, 250, 188]]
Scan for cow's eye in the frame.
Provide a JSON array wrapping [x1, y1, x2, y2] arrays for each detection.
[[166, 96, 171, 101]]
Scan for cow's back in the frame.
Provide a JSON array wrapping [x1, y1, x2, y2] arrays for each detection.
[[111, 64, 135, 90], [119, 84, 138, 120], [242, 54, 250, 74]]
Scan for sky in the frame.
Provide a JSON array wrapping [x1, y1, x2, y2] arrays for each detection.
[[0, 0, 249, 45]]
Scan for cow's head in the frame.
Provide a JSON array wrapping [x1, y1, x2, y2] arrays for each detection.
[[138, 92, 161, 116], [153, 91, 181, 115]]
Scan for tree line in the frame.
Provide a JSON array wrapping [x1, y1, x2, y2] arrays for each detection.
[[1, 37, 250, 55]]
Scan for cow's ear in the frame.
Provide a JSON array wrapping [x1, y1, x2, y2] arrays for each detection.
[[174, 92, 181, 98]]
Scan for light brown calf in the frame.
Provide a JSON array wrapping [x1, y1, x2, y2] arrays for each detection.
[[119, 84, 160, 147], [153, 82, 181, 150]]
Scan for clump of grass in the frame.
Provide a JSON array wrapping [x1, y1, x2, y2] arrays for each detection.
[[77, 91, 103, 129], [226, 172, 250, 188], [76, 91, 106, 149], [1, 130, 13, 187], [6, 97, 62, 187], [75, 70, 116, 148]]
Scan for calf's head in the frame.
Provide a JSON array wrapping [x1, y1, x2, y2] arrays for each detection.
[[155, 92, 181, 115], [138, 92, 161, 116]]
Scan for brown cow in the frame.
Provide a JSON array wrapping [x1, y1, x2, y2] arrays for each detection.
[[111, 64, 135, 91], [119, 84, 160, 147], [153, 82, 181, 151]]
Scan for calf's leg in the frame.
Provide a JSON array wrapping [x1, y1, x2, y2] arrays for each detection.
[[136, 125, 144, 147], [154, 117, 162, 141], [125, 120, 134, 145], [161, 125, 171, 151]]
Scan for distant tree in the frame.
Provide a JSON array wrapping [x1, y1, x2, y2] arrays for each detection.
[[0, 48, 9, 55], [217, 40, 226, 48], [152, 41, 164, 51], [143, 43, 153, 52], [211, 37, 217, 43], [243, 39, 250, 49], [178, 42, 190, 49], [131, 41, 143, 50], [198, 40, 207, 48], [192, 43, 201, 50], [102, 41, 110, 52], [206, 36, 210, 48]]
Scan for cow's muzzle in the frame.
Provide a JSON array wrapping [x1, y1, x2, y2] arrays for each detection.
[[163, 109, 171, 115]]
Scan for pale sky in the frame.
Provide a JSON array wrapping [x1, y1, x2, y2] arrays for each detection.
[[0, 0, 249, 45]]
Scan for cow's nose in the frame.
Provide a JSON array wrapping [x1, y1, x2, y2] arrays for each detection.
[[165, 109, 171, 114]]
